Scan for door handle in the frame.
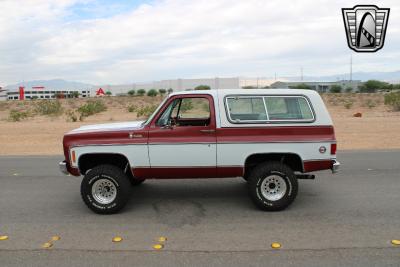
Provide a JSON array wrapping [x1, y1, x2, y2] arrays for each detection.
[[199, 129, 216, 133]]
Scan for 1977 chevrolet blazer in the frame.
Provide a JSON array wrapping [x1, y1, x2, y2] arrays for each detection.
[[60, 89, 340, 214]]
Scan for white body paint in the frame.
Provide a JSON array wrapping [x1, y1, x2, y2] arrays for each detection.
[[67, 89, 336, 171]]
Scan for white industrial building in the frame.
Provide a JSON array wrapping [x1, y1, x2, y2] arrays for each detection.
[[5, 87, 92, 100]]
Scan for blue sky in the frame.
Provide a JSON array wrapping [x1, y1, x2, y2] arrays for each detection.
[[67, 0, 151, 21], [1, 0, 400, 85]]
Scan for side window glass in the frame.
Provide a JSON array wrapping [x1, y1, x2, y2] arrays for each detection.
[[226, 97, 267, 121], [265, 97, 314, 120], [156, 99, 180, 126]]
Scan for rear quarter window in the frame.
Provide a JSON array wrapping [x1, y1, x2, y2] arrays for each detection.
[[225, 95, 314, 123]]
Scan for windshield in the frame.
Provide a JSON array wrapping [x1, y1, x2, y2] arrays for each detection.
[[141, 96, 169, 126]]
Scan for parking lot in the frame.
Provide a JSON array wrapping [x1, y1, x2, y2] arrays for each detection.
[[0, 150, 399, 266]]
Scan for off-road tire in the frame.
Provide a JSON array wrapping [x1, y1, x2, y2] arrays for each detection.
[[81, 164, 131, 214], [248, 162, 298, 211]]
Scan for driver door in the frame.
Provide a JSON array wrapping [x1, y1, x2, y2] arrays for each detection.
[[147, 94, 217, 178]]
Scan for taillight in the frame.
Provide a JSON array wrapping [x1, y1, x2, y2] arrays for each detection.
[[331, 143, 337, 155], [71, 150, 76, 163]]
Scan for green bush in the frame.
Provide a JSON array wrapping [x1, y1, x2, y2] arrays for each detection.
[[106, 91, 112, 96], [384, 92, 400, 111], [78, 100, 107, 119], [330, 85, 342, 93], [147, 89, 158, 97], [345, 87, 353, 93], [128, 90, 135, 96], [136, 105, 157, 118], [137, 89, 146, 96], [359, 80, 390, 93], [194, 85, 211, 90], [167, 88, 173, 94], [158, 89, 167, 95], [34, 100, 63, 116], [289, 83, 312, 89], [9, 109, 29, 122]]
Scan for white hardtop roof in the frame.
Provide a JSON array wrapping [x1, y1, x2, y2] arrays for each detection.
[[170, 89, 319, 98]]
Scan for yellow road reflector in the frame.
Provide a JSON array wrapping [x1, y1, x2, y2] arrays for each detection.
[[271, 242, 282, 249], [42, 242, 53, 249], [112, 236, 123, 242], [158, 236, 167, 242], [52, 236, 61, 241], [391, 239, 400, 246], [153, 244, 164, 250], [0, 235, 9, 241]]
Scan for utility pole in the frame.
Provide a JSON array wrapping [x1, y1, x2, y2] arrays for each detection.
[[300, 67, 303, 81], [350, 54, 353, 82]]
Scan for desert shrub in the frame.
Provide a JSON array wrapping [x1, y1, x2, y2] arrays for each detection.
[[34, 100, 63, 116], [127, 104, 137, 113], [330, 85, 342, 93], [384, 92, 400, 111], [365, 99, 376, 109], [343, 99, 354, 109], [242, 86, 257, 89], [158, 89, 167, 95], [167, 88, 173, 94], [65, 110, 78, 122], [180, 99, 193, 111], [136, 105, 157, 118], [128, 90, 135, 96], [147, 89, 158, 97], [137, 89, 146, 96], [78, 100, 107, 118], [9, 109, 29, 122]]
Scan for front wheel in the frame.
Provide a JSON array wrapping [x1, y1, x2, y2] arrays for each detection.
[[248, 162, 298, 211], [81, 164, 131, 214]]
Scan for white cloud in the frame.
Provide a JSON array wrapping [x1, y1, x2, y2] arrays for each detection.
[[1, 0, 400, 85]]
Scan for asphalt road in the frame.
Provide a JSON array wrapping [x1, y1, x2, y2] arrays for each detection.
[[0, 150, 399, 266]]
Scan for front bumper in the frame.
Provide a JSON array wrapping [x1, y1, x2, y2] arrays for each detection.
[[59, 161, 69, 175], [332, 160, 340, 173]]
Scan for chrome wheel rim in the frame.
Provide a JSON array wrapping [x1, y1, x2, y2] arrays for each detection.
[[92, 178, 117, 205], [260, 175, 287, 201]]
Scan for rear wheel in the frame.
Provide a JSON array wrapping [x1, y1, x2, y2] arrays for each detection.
[[248, 162, 298, 211], [81, 164, 130, 214]]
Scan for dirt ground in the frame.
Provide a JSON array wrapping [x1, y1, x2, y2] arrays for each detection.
[[0, 93, 399, 155]]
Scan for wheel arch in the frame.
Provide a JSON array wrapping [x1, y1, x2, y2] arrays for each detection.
[[78, 152, 132, 175], [244, 152, 304, 178]]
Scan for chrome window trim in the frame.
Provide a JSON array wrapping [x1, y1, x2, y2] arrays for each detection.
[[224, 94, 316, 124]]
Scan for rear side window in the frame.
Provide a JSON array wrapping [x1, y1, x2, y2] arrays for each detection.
[[226, 97, 267, 122], [225, 95, 314, 123]]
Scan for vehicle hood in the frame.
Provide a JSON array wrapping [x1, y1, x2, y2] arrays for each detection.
[[69, 121, 145, 133]]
